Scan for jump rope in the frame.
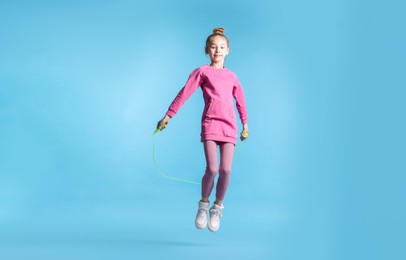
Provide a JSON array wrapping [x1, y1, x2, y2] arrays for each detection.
[[152, 125, 248, 185]]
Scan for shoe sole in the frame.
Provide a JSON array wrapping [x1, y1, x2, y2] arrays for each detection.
[[195, 224, 207, 230], [207, 222, 220, 232], [195, 219, 207, 230]]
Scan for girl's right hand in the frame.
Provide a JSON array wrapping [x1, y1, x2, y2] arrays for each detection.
[[156, 114, 171, 131]]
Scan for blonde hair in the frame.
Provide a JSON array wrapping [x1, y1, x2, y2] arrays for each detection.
[[205, 27, 229, 54]]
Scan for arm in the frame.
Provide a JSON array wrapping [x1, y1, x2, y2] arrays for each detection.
[[156, 68, 203, 131], [232, 77, 249, 141]]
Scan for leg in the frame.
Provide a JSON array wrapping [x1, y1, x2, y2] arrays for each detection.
[[201, 140, 219, 202], [214, 142, 234, 206], [196, 140, 218, 230], [208, 142, 233, 233]]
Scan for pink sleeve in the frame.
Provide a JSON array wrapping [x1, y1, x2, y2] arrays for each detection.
[[233, 76, 248, 124], [166, 68, 203, 118]]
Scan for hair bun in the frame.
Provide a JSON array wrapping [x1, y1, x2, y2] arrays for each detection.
[[213, 27, 225, 35]]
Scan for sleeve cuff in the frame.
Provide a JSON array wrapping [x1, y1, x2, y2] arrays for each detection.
[[166, 110, 176, 118]]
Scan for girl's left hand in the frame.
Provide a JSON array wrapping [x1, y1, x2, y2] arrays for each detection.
[[240, 123, 249, 141], [240, 129, 249, 141]]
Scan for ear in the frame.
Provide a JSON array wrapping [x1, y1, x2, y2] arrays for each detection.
[[225, 47, 230, 56]]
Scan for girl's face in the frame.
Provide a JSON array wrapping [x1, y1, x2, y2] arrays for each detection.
[[207, 36, 229, 64]]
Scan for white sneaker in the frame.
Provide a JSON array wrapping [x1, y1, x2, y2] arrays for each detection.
[[208, 203, 224, 232], [195, 201, 209, 229]]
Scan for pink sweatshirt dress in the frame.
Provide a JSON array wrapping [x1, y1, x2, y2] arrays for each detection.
[[166, 65, 248, 145]]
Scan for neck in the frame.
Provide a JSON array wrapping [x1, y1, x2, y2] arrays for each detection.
[[210, 61, 224, 69]]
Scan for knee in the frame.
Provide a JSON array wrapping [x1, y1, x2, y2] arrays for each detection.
[[206, 165, 219, 176], [219, 167, 231, 176]]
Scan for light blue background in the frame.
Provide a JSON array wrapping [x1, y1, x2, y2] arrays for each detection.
[[1, 0, 405, 259]]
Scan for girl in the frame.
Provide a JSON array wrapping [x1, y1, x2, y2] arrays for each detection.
[[156, 28, 249, 232]]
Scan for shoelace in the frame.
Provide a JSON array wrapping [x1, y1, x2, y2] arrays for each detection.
[[198, 208, 208, 215], [210, 209, 222, 219]]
